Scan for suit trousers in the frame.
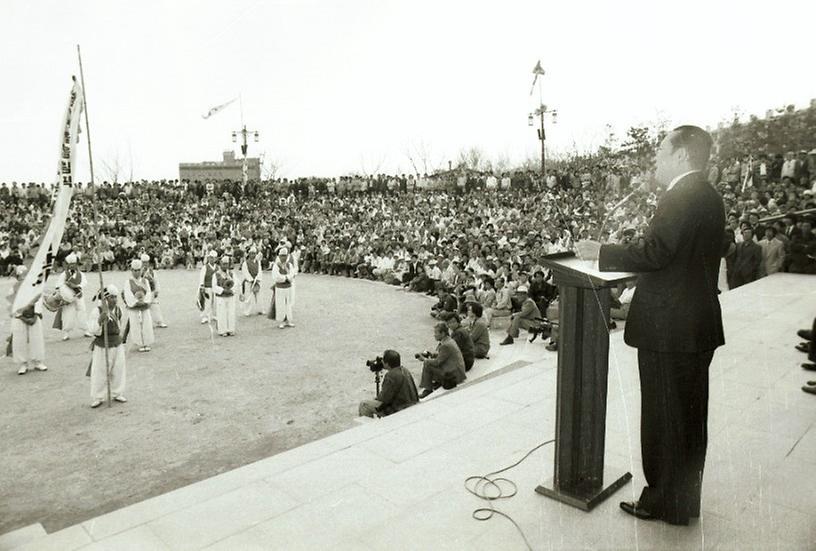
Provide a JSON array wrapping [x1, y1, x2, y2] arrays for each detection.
[[637, 348, 714, 523]]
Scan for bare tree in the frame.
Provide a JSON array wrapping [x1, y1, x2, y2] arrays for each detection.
[[456, 146, 486, 171], [100, 149, 124, 183], [359, 152, 386, 177], [259, 151, 284, 180], [405, 139, 441, 175]]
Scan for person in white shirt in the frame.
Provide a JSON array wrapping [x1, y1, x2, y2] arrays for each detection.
[[88, 285, 127, 408], [54, 253, 91, 341], [611, 279, 637, 320], [123, 259, 154, 352], [9, 266, 47, 375], [271, 248, 297, 328], [197, 250, 218, 323], [212, 256, 237, 336], [240, 247, 264, 316], [485, 174, 498, 190]]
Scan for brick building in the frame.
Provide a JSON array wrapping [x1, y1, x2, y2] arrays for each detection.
[[179, 151, 260, 182]]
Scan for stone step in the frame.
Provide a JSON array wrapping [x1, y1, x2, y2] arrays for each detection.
[[0, 523, 46, 551]]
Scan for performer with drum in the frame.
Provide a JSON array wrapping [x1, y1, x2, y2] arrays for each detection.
[[140, 253, 168, 328], [53, 253, 91, 341], [123, 259, 155, 352], [212, 256, 237, 336], [271, 248, 297, 329], [240, 246, 264, 317], [9, 266, 47, 375], [197, 250, 218, 324], [88, 284, 127, 408]]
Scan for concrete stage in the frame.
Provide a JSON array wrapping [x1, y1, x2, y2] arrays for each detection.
[[2, 273, 815, 550]]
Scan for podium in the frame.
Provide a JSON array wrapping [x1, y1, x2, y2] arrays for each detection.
[[535, 252, 636, 511]]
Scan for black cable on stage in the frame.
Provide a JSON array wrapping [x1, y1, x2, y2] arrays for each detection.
[[464, 439, 555, 551]]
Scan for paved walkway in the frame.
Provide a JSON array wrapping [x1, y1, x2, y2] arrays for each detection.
[[3, 274, 815, 550]]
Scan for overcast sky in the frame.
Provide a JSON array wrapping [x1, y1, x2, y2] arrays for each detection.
[[1, 0, 814, 182]]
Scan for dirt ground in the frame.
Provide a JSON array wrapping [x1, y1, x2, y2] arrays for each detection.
[[0, 270, 435, 534]]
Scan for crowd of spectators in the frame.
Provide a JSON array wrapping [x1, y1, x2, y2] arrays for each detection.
[[1, 147, 814, 297]]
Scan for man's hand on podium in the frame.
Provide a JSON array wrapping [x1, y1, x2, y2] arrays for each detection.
[[574, 240, 602, 261]]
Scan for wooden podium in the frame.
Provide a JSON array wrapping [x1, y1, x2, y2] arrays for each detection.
[[535, 252, 636, 511]]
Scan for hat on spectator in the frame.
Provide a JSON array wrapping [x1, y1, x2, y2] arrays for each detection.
[[278, 248, 288, 256], [131, 259, 142, 270], [208, 250, 218, 258], [517, 285, 529, 293], [220, 256, 230, 263], [65, 253, 77, 264], [140, 253, 150, 262], [103, 284, 119, 298]]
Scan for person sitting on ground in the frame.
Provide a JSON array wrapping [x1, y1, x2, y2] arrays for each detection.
[[430, 287, 457, 319], [500, 285, 542, 345], [467, 302, 490, 359], [417, 322, 467, 399], [358, 350, 419, 417], [611, 279, 637, 320], [443, 312, 475, 372], [492, 277, 513, 319]]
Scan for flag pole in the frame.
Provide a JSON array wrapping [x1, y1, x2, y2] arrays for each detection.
[[77, 44, 113, 408]]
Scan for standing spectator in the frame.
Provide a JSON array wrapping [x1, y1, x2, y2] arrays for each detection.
[[730, 227, 762, 288], [757, 226, 785, 277]]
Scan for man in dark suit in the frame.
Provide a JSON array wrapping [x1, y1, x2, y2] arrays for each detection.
[[576, 125, 725, 526], [730, 226, 762, 287], [417, 322, 467, 398]]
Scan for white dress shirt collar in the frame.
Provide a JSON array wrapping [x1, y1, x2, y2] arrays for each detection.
[[667, 170, 702, 192]]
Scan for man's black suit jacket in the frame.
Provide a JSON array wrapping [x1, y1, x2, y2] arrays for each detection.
[[599, 172, 725, 353]]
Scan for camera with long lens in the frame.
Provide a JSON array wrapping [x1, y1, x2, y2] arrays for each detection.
[[528, 317, 557, 343], [414, 350, 433, 360], [366, 356, 384, 373]]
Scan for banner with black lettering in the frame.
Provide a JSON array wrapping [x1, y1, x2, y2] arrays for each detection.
[[10, 77, 84, 315]]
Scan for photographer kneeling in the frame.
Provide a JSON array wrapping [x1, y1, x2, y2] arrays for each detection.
[[358, 350, 419, 418]]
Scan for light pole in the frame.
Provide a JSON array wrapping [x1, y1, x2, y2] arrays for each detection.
[[528, 105, 557, 180], [231, 125, 259, 188]]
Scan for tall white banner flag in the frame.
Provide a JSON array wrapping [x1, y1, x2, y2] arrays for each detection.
[[10, 77, 84, 314]]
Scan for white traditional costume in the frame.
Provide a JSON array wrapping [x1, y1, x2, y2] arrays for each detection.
[[88, 285, 127, 408], [140, 253, 167, 328], [9, 266, 47, 374], [240, 248, 264, 316], [123, 259, 155, 352], [212, 257, 237, 336], [271, 248, 297, 328], [54, 253, 90, 340], [198, 251, 218, 323]]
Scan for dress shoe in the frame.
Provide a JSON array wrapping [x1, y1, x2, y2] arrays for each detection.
[[114, 395, 127, 403], [546, 341, 558, 352], [157, 323, 168, 328], [797, 329, 813, 340], [802, 363, 816, 371], [500, 336, 514, 346], [418, 388, 434, 399], [806, 381, 816, 386], [803, 385, 816, 395], [17, 365, 27, 375], [90, 400, 103, 408], [33, 363, 47, 371], [620, 501, 657, 521], [796, 343, 810, 353]]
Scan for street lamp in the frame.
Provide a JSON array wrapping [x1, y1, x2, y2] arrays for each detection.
[[231, 125, 260, 188], [528, 104, 557, 179]]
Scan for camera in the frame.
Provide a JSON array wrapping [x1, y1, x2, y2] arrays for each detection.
[[414, 350, 432, 360], [366, 356, 384, 373], [528, 317, 557, 343]]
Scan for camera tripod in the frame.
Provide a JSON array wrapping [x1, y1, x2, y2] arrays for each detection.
[[373, 369, 382, 395]]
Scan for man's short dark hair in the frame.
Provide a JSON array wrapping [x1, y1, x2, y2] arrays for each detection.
[[383, 349, 400, 368], [434, 322, 449, 336], [469, 302, 484, 317], [669, 125, 713, 170]]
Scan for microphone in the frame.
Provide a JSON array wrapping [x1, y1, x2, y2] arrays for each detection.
[[596, 191, 635, 242]]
